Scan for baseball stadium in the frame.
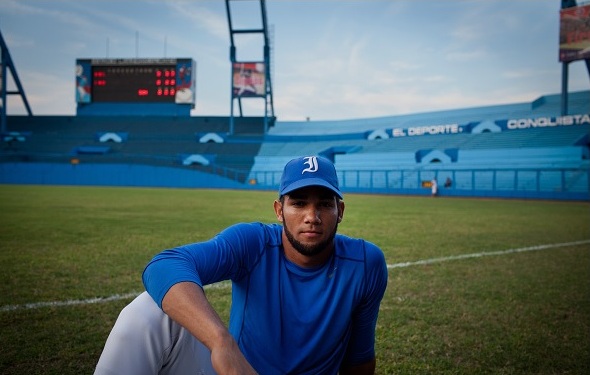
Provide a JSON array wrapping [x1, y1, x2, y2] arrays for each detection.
[[1, 0, 589, 374]]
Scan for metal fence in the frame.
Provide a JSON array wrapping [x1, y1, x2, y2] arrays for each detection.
[[250, 167, 590, 201]]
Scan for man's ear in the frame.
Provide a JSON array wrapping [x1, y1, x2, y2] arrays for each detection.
[[337, 200, 345, 223], [273, 199, 284, 222]]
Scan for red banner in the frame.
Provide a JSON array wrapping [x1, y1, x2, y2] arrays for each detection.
[[232, 62, 265, 97], [559, 4, 590, 62]]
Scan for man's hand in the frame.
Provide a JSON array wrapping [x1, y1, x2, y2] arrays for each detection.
[[210, 334, 257, 375]]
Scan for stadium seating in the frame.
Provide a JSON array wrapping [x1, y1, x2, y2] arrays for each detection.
[[1, 91, 588, 200]]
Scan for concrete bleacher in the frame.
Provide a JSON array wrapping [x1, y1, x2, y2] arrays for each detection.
[[455, 147, 586, 169], [267, 91, 589, 136], [254, 125, 588, 166], [1, 115, 265, 180], [247, 91, 589, 199]]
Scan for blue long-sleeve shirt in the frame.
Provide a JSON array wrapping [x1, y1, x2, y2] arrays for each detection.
[[143, 222, 388, 374]]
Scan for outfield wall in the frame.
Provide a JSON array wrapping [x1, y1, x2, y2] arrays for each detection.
[[1, 162, 587, 201], [0, 163, 246, 190]]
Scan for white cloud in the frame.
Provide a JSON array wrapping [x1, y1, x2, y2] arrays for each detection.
[[8, 70, 74, 115], [445, 49, 487, 62], [165, 2, 229, 40], [1, 0, 586, 120]]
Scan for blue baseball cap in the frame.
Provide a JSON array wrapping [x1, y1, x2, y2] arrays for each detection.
[[279, 156, 343, 199]]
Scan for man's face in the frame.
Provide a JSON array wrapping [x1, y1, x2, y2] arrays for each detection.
[[274, 186, 344, 258]]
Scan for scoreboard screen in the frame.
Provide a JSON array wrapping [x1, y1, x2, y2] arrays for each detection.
[[92, 64, 177, 103], [75, 58, 195, 104]]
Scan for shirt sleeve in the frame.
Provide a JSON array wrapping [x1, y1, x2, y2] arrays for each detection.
[[343, 240, 389, 366], [142, 222, 268, 309]]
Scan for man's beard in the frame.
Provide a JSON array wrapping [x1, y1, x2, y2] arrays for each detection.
[[282, 214, 338, 257]]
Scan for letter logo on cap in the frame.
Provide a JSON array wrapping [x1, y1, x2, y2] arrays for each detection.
[[302, 156, 319, 174]]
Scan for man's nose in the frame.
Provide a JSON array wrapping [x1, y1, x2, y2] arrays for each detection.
[[304, 206, 321, 223]]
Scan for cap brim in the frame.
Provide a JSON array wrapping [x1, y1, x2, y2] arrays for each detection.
[[280, 177, 343, 199]]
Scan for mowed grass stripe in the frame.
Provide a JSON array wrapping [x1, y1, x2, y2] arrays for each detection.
[[2, 239, 587, 312]]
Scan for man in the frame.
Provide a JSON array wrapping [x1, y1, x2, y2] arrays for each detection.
[[431, 178, 438, 197], [95, 155, 388, 375]]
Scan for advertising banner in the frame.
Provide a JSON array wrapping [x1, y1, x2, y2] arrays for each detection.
[[559, 4, 590, 62], [232, 62, 265, 97]]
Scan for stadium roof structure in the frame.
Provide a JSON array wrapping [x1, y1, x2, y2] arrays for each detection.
[[225, 0, 275, 134], [0, 29, 33, 133]]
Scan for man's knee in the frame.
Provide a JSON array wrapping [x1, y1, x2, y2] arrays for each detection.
[[95, 292, 171, 375], [116, 292, 166, 333], [96, 292, 215, 375]]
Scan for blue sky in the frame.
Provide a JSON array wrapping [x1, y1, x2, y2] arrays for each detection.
[[1, 0, 588, 121]]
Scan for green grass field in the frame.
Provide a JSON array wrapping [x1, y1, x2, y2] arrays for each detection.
[[1, 185, 589, 374]]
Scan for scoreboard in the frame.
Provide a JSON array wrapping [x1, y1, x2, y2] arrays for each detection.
[[75, 58, 195, 105]]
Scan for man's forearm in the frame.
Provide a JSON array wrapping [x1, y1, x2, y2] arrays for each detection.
[[162, 281, 231, 350], [161, 281, 257, 374]]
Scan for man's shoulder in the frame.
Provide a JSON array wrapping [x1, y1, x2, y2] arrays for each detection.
[[220, 222, 282, 245], [335, 234, 384, 263], [224, 222, 281, 234]]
